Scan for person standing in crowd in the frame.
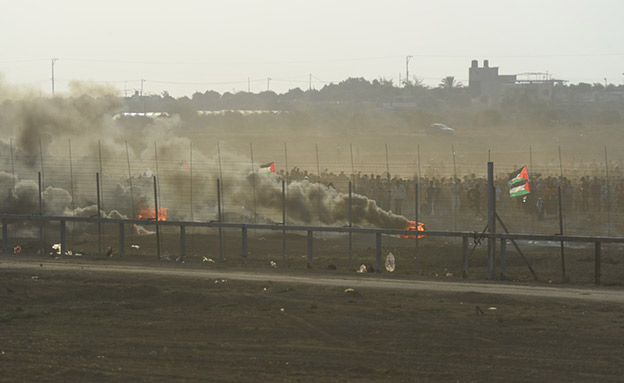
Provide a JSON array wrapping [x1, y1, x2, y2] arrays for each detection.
[[467, 181, 482, 217], [580, 176, 589, 211], [450, 178, 461, 214], [392, 178, 407, 216], [426, 180, 438, 216], [590, 176, 601, 212]]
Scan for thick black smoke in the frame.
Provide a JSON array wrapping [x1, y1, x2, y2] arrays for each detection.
[[243, 173, 409, 229]]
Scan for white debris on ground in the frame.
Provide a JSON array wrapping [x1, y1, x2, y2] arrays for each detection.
[[385, 252, 396, 272]]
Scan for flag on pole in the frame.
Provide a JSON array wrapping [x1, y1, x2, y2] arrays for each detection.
[[508, 166, 530, 197], [259, 162, 275, 174]]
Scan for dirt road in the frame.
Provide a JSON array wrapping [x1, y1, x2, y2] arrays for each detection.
[[2, 258, 623, 303]]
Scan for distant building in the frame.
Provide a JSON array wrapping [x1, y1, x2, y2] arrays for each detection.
[[469, 60, 567, 103], [468, 60, 516, 103], [508, 73, 566, 102]]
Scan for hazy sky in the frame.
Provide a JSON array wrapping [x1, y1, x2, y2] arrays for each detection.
[[1, 0, 623, 97]]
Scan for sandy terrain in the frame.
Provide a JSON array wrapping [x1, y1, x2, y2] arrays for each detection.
[[1, 232, 624, 382]]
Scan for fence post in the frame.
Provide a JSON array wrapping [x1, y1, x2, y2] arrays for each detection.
[[462, 235, 468, 278], [217, 178, 224, 262], [118, 223, 124, 257], [500, 238, 507, 280], [38, 172, 44, 256], [2, 219, 7, 253], [595, 241, 601, 285], [282, 179, 286, 264], [414, 182, 419, 270], [376, 232, 382, 272], [348, 181, 353, 269], [96, 173, 102, 257], [558, 186, 567, 282], [307, 230, 313, 268], [60, 220, 66, 256], [153, 176, 161, 260], [487, 162, 495, 280]]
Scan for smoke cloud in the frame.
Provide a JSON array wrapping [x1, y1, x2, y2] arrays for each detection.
[[0, 82, 409, 234]]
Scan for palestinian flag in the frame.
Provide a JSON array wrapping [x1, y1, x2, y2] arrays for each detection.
[[508, 166, 530, 198], [259, 162, 275, 174]]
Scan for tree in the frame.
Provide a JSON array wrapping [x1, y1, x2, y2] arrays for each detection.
[[439, 76, 463, 89]]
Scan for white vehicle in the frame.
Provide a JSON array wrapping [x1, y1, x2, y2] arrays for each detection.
[[427, 123, 455, 135]]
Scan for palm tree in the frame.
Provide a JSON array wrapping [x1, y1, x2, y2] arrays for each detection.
[[439, 76, 463, 89]]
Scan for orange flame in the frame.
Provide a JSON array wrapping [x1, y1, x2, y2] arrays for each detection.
[[137, 207, 168, 221], [401, 220, 425, 238]]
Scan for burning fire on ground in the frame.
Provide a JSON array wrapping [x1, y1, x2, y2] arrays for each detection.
[[134, 206, 168, 236], [401, 220, 426, 239], [137, 207, 168, 221]]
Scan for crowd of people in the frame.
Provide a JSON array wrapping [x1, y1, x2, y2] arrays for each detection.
[[281, 167, 624, 220]]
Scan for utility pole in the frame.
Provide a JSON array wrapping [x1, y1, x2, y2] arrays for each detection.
[[267, 77, 271, 91], [309, 74, 312, 91], [248, 77, 250, 93], [51, 58, 58, 96], [405, 55, 413, 86], [140, 79, 144, 96]]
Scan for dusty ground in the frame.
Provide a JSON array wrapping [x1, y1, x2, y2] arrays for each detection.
[[1, 232, 624, 382]]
